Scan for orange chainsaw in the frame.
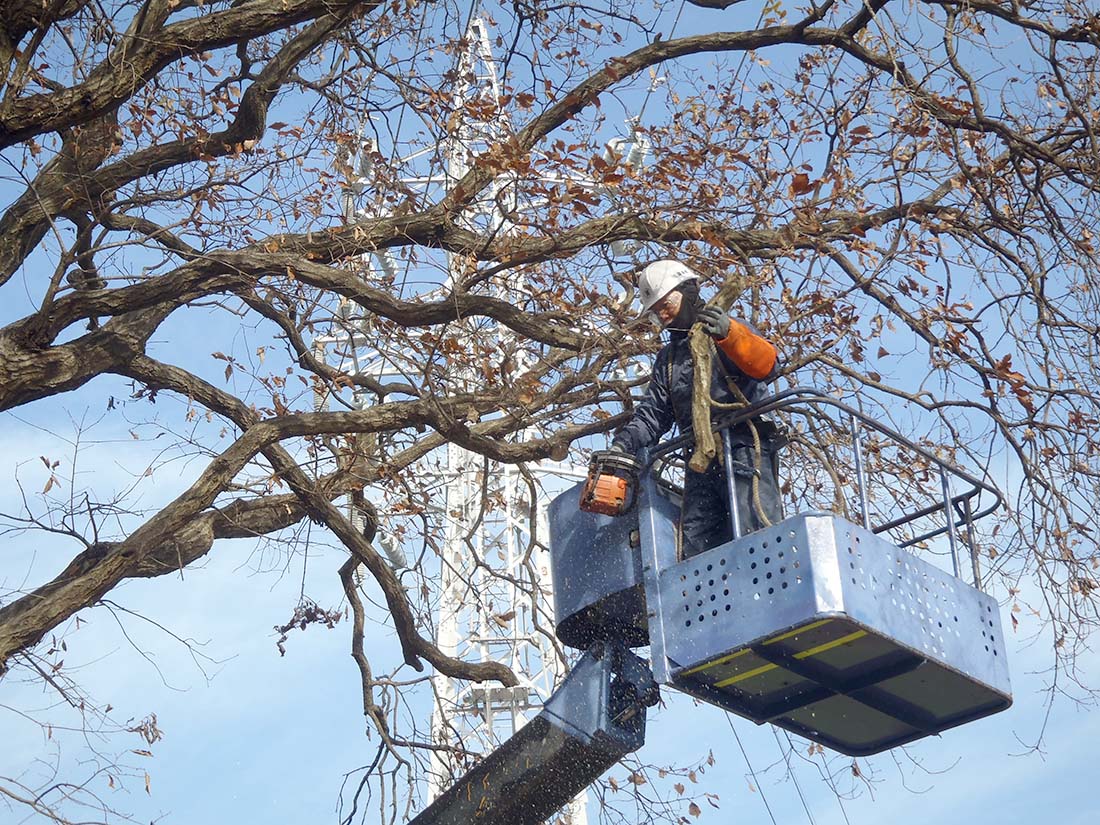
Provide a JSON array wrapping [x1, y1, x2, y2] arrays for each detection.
[[579, 449, 643, 516]]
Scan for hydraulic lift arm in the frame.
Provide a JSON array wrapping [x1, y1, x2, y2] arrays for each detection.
[[410, 641, 658, 825]]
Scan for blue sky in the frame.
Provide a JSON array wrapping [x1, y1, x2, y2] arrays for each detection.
[[2, 3, 1097, 824]]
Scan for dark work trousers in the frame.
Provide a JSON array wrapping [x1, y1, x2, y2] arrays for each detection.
[[680, 440, 783, 559]]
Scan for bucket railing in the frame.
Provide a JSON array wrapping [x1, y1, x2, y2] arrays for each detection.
[[648, 386, 1003, 591]]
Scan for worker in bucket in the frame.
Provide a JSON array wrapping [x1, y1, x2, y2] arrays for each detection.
[[610, 259, 784, 558]]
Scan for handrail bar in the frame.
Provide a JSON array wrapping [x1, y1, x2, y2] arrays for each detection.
[[647, 386, 1003, 569]]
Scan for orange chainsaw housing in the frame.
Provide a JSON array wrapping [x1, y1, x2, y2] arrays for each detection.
[[580, 473, 630, 516]]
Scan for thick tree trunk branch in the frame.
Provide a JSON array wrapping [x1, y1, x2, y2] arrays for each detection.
[[0, 110, 120, 287], [0, 4, 360, 285], [0, 306, 170, 412], [2, 194, 960, 360], [121, 355, 520, 683], [0, 0, 384, 149]]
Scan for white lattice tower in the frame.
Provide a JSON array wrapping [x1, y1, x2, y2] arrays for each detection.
[[424, 21, 585, 821], [325, 15, 594, 822]]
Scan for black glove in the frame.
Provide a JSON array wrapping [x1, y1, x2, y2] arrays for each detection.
[[697, 306, 731, 340]]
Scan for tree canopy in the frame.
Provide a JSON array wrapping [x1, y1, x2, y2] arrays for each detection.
[[3, 0, 1100, 822]]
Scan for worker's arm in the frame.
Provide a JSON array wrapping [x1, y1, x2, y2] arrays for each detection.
[[611, 348, 676, 454], [697, 307, 778, 380]]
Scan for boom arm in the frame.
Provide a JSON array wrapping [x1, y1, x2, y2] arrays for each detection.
[[410, 641, 658, 825]]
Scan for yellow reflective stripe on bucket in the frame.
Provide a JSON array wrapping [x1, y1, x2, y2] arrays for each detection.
[[762, 618, 834, 646], [681, 619, 835, 678], [801, 630, 867, 658], [714, 661, 777, 686], [714, 630, 868, 688], [681, 647, 751, 677]]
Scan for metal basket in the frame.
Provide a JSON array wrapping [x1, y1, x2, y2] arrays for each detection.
[[649, 513, 1011, 755]]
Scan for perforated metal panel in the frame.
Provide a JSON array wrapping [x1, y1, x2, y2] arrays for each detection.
[[650, 513, 1012, 755]]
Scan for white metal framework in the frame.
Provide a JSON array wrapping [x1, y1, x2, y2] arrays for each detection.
[[421, 21, 583, 818], [326, 16, 590, 823]]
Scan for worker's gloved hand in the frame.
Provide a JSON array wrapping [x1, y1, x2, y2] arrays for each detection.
[[607, 442, 629, 456], [697, 306, 731, 340]]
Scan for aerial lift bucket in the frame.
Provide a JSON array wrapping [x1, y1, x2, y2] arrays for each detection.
[[641, 506, 1012, 755], [548, 387, 1013, 756]]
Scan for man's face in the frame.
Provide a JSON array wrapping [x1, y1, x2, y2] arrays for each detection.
[[650, 289, 682, 327]]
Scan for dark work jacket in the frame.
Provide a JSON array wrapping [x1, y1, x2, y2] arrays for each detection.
[[612, 322, 777, 456]]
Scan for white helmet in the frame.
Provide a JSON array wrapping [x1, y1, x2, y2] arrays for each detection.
[[637, 259, 700, 314]]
